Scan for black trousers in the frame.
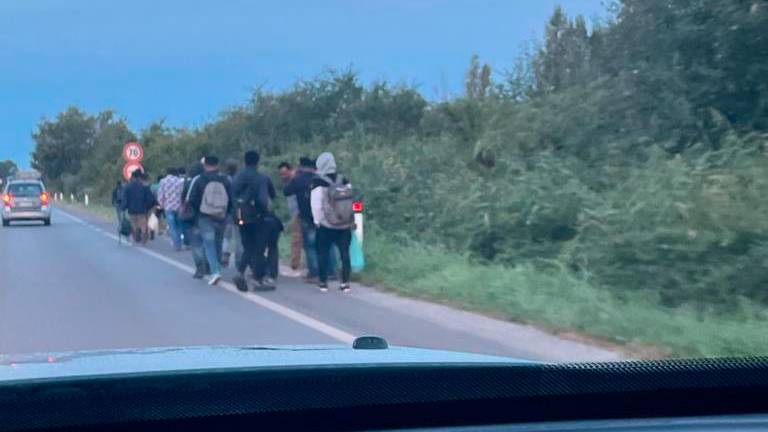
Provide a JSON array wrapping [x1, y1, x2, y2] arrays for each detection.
[[238, 223, 269, 280], [266, 223, 280, 279], [316, 226, 351, 284]]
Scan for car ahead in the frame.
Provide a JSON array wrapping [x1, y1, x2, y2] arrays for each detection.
[[0, 342, 767, 431], [1, 180, 51, 226]]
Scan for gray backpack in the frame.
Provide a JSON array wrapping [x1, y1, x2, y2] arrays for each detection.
[[199, 180, 229, 220], [321, 175, 355, 229]]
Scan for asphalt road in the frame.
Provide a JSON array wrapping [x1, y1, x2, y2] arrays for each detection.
[[0, 205, 622, 362]]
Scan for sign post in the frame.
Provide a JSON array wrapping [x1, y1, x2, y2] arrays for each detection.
[[122, 142, 145, 180], [123, 161, 144, 181]]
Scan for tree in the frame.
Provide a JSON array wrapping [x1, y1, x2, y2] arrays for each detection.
[[0, 160, 17, 180], [31, 107, 96, 190], [465, 54, 493, 99]]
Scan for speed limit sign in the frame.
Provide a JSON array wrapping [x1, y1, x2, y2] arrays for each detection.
[[123, 142, 144, 162]]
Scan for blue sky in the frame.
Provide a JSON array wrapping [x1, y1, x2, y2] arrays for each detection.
[[0, 0, 604, 168]]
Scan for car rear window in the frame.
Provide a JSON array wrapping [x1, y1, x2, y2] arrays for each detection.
[[7, 183, 42, 197]]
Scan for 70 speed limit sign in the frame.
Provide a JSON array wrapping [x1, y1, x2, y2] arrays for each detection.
[[123, 142, 144, 162]]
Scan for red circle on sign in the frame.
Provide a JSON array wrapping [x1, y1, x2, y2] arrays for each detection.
[[123, 142, 144, 162], [123, 162, 144, 181]]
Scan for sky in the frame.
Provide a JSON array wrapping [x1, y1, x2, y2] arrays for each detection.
[[0, 0, 605, 168]]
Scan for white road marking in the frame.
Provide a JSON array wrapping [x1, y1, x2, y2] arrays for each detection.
[[56, 209, 356, 344]]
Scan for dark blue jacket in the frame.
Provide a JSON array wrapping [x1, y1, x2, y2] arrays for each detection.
[[122, 179, 155, 215], [283, 170, 315, 223]]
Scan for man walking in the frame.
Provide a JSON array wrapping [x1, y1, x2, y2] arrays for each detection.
[[231, 150, 273, 292], [122, 169, 155, 245], [279, 161, 303, 272], [284, 157, 338, 283], [157, 167, 185, 251], [187, 156, 232, 286]]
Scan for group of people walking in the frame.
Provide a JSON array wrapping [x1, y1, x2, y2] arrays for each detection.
[[115, 150, 356, 293]]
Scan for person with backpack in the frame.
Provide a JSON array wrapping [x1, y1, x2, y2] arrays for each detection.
[[186, 156, 232, 286], [310, 152, 354, 292], [231, 150, 273, 292], [284, 157, 337, 283]]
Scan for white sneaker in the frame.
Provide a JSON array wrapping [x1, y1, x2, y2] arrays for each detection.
[[208, 273, 222, 286]]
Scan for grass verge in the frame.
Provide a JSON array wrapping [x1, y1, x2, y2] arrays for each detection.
[[357, 227, 768, 358]]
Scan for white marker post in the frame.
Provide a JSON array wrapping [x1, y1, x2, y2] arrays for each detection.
[[70, 193, 75, 202], [84, 194, 89, 207], [353, 201, 364, 245]]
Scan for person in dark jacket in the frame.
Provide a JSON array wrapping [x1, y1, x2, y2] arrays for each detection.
[[180, 162, 206, 272], [122, 170, 155, 244], [284, 156, 336, 282], [263, 178, 283, 284], [186, 156, 232, 286], [231, 150, 273, 292]]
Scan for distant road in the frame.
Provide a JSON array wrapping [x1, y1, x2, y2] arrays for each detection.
[[0, 205, 621, 362]]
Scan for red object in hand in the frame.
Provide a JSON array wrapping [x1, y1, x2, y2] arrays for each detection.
[[352, 201, 363, 213]]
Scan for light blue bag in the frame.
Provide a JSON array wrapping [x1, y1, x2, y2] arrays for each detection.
[[350, 232, 366, 272]]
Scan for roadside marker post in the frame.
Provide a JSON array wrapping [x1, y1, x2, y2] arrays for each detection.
[[84, 194, 89, 207]]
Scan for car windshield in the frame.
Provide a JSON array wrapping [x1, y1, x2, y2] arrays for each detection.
[[0, 0, 766, 373], [7, 183, 42, 197]]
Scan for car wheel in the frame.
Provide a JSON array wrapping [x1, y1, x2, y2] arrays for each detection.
[[43, 218, 51, 226]]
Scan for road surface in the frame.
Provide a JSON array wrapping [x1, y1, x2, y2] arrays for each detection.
[[0, 205, 622, 361]]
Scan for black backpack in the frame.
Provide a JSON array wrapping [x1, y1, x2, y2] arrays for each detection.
[[236, 175, 269, 225], [119, 216, 132, 237]]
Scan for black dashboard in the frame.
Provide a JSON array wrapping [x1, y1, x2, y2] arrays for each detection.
[[1, 357, 767, 431]]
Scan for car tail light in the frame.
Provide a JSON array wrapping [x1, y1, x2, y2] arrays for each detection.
[[2, 193, 10, 206], [352, 201, 363, 213], [40, 192, 49, 204]]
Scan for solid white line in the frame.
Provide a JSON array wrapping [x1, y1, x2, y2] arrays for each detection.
[[55, 208, 356, 344]]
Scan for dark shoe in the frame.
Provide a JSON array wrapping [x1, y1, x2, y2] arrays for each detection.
[[318, 282, 329, 293], [340, 283, 351, 293], [193, 267, 205, 279], [253, 279, 276, 292], [233, 275, 248, 292]]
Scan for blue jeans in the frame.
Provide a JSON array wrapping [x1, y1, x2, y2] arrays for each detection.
[[186, 223, 206, 271], [165, 210, 183, 250], [301, 220, 336, 278], [196, 216, 225, 275]]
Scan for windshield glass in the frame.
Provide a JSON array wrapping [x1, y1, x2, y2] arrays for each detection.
[[0, 0, 766, 371], [7, 183, 42, 197]]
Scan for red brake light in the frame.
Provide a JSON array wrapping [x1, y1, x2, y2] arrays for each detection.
[[2, 193, 10, 205], [352, 201, 363, 213], [40, 192, 49, 204]]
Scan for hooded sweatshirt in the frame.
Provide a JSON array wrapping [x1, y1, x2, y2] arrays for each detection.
[[310, 152, 349, 229]]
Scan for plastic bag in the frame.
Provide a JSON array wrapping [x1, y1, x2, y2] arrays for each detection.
[[350, 231, 365, 273], [148, 212, 159, 234]]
